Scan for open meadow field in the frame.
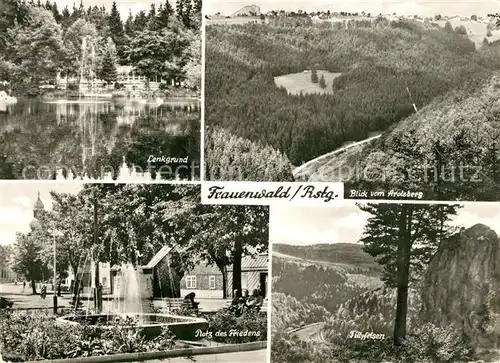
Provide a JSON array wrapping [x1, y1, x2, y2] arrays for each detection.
[[274, 71, 341, 95], [435, 19, 500, 45]]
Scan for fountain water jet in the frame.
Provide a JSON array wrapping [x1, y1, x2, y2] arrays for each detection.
[[115, 263, 143, 317]]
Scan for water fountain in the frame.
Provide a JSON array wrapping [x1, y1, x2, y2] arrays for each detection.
[[79, 37, 112, 99], [57, 262, 208, 340]]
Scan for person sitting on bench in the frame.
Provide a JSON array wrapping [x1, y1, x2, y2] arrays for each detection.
[[247, 289, 263, 311], [183, 292, 199, 311], [230, 289, 241, 306], [242, 289, 249, 302], [229, 289, 247, 316]]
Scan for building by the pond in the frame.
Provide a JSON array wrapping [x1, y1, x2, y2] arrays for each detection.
[[56, 66, 181, 92]]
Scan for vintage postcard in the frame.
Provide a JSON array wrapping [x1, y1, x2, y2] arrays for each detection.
[[0, 182, 268, 362], [204, 0, 500, 201], [270, 201, 500, 362], [0, 0, 201, 180]]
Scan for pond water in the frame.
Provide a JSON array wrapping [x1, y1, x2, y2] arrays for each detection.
[[0, 97, 200, 180]]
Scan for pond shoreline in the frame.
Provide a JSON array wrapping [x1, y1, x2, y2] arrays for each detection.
[[11, 88, 200, 100]]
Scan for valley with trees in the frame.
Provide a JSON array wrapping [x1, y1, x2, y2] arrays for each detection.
[[205, 12, 500, 199], [271, 203, 500, 362]]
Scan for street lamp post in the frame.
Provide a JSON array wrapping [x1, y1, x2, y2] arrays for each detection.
[[53, 233, 57, 315]]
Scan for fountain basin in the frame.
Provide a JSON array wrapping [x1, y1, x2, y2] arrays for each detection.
[[57, 313, 208, 340]]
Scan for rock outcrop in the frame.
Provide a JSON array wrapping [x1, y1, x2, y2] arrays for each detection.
[[420, 224, 500, 347]]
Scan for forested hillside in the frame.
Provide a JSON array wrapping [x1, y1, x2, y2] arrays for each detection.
[[272, 255, 381, 313], [271, 292, 330, 333], [274, 243, 381, 273], [205, 126, 293, 180], [322, 287, 422, 344], [320, 73, 500, 200], [206, 18, 500, 173], [271, 251, 385, 363]]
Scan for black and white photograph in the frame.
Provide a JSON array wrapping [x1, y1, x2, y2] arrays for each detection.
[[0, 0, 201, 180], [0, 183, 268, 363], [270, 202, 500, 362], [204, 0, 500, 201]]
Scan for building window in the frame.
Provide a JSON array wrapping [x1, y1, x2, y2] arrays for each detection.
[[186, 276, 197, 289], [209, 276, 216, 290]]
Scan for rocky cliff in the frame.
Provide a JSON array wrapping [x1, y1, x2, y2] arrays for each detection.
[[420, 224, 500, 347]]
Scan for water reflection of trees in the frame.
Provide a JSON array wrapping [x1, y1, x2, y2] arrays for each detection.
[[0, 100, 200, 179]]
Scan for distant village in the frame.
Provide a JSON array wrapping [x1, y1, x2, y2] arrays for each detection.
[[210, 4, 496, 24]]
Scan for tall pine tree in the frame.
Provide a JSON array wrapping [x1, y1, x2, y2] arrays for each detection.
[[108, 1, 125, 63], [311, 68, 318, 83], [359, 203, 461, 345], [176, 0, 184, 20], [182, 0, 192, 28], [176, 0, 193, 28], [319, 74, 326, 88], [133, 10, 148, 32], [124, 10, 134, 37], [156, 1, 173, 29], [98, 37, 118, 85], [193, 0, 201, 14]]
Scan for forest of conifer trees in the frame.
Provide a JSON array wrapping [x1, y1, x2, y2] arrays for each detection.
[[206, 16, 500, 198], [0, 0, 201, 93]]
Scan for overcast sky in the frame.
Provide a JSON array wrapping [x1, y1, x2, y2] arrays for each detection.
[[270, 203, 500, 245], [0, 183, 84, 246], [53, 0, 166, 19], [206, 0, 500, 17]]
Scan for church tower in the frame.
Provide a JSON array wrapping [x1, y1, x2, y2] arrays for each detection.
[[30, 191, 45, 230]]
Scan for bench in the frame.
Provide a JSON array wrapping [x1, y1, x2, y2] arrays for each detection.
[[160, 297, 268, 314], [161, 298, 198, 313], [224, 297, 268, 313], [223, 298, 233, 309]]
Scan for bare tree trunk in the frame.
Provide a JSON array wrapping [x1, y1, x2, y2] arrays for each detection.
[[93, 191, 99, 288], [215, 261, 228, 299], [216, 263, 227, 299], [71, 266, 79, 303], [233, 237, 243, 294], [394, 207, 411, 346], [93, 191, 102, 312], [31, 279, 37, 295], [222, 267, 227, 299]]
